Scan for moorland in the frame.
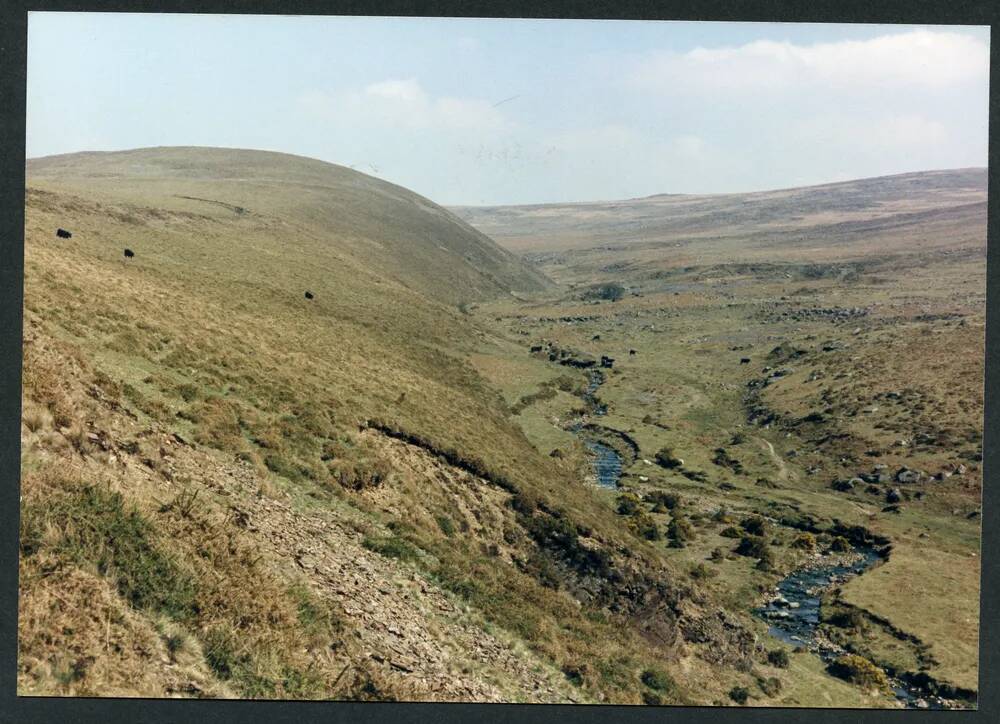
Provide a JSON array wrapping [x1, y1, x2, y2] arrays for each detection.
[[18, 148, 984, 707]]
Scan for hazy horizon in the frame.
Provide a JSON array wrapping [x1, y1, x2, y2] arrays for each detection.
[[27, 14, 990, 205], [24, 145, 988, 206]]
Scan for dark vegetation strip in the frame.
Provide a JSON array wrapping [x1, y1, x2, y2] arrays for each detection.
[[362, 418, 520, 495]]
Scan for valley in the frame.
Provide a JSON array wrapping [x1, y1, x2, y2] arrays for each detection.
[[18, 150, 984, 708]]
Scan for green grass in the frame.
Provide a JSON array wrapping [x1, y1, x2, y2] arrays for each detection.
[[20, 483, 197, 620]]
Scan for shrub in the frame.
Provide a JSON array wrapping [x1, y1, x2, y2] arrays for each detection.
[[758, 676, 782, 696], [629, 512, 661, 541], [790, 532, 817, 551], [585, 282, 626, 302], [829, 536, 852, 552], [712, 447, 744, 474], [524, 552, 561, 590], [827, 655, 890, 691], [767, 648, 790, 668], [712, 507, 734, 524], [640, 668, 674, 692], [740, 515, 768, 536], [522, 514, 613, 579], [690, 563, 717, 580], [720, 526, 742, 538], [667, 515, 695, 548], [828, 609, 865, 630], [645, 491, 681, 510], [756, 545, 777, 572], [654, 447, 683, 469], [510, 489, 540, 516], [735, 535, 768, 558], [561, 664, 587, 686], [729, 685, 749, 704], [616, 492, 643, 516]]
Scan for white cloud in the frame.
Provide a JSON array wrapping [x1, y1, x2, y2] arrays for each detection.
[[298, 78, 510, 133], [630, 30, 989, 94], [365, 78, 424, 102]]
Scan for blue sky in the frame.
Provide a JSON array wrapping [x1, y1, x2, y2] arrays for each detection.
[[26, 14, 990, 205]]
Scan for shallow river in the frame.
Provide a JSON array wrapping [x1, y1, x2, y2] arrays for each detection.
[[567, 369, 939, 709]]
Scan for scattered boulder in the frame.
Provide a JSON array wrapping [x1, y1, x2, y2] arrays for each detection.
[[886, 488, 903, 504], [895, 467, 921, 484], [56, 228, 72, 239], [304, 291, 314, 300]]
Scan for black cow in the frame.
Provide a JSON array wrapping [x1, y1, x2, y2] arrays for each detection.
[[304, 291, 314, 300], [740, 357, 751, 364], [629, 349, 637, 356], [56, 228, 72, 239], [123, 248, 135, 259]]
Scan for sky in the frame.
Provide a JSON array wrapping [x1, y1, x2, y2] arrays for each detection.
[[26, 13, 991, 205]]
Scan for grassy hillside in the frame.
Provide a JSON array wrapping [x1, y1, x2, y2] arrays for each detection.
[[21, 147, 825, 706], [27, 147, 553, 306]]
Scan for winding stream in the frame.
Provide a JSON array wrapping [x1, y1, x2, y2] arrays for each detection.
[[567, 370, 622, 490], [756, 546, 943, 708], [567, 370, 944, 709], [564, 368, 943, 709]]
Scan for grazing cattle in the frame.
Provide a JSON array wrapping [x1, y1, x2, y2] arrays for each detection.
[[740, 357, 751, 364], [529, 345, 542, 353], [629, 349, 637, 356], [600, 355, 615, 369], [591, 334, 601, 341], [56, 228, 72, 239], [123, 248, 135, 259], [304, 291, 314, 300]]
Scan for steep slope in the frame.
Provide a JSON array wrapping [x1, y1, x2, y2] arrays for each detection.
[[27, 147, 553, 304], [20, 148, 785, 706]]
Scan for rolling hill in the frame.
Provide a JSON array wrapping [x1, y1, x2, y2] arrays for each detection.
[[27, 147, 553, 305], [450, 168, 987, 263]]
